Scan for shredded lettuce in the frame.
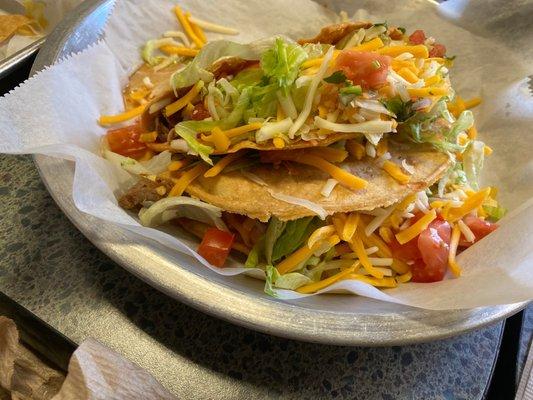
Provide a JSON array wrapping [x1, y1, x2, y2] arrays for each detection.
[[260, 37, 308, 95], [274, 271, 312, 290], [174, 122, 215, 164], [264, 217, 287, 264], [483, 205, 507, 221], [245, 236, 265, 268], [271, 217, 321, 262], [138, 196, 226, 230], [104, 150, 172, 175], [462, 140, 485, 190], [264, 265, 311, 294], [398, 100, 466, 152], [264, 265, 279, 297], [171, 39, 275, 90]]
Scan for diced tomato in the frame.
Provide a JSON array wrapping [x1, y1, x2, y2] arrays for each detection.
[[413, 219, 451, 282], [197, 228, 235, 267], [334, 50, 392, 89], [191, 103, 211, 121], [390, 237, 421, 263], [409, 30, 426, 45], [106, 124, 147, 159], [429, 43, 446, 57], [459, 216, 498, 247]]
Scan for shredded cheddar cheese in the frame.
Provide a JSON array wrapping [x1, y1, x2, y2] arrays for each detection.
[[463, 97, 482, 109], [159, 45, 199, 57], [342, 213, 360, 242], [296, 263, 359, 294], [186, 12, 206, 44], [397, 67, 419, 84], [346, 140, 365, 160], [395, 209, 437, 244], [351, 37, 384, 52], [345, 274, 398, 288], [168, 159, 192, 172], [350, 232, 384, 279], [407, 86, 448, 97], [204, 152, 244, 178], [382, 160, 411, 184], [277, 235, 339, 275], [223, 122, 263, 138], [139, 131, 158, 143], [396, 270, 412, 283], [307, 147, 348, 163], [448, 223, 462, 277], [273, 137, 285, 148], [174, 6, 203, 48], [378, 226, 393, 244], [207, 127, 230, 152], [169, 163, 209, 197], [165, 81, 204, 116], [99, 104, 146, 126], [291, 154, 368, 190], [447, 188, 491, 222], [378, 44, 429, 58]]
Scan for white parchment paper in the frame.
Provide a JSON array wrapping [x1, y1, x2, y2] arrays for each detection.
[[0, 0, 532, 310]]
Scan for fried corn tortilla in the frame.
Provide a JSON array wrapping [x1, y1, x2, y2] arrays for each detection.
[[0, 15, 33, 44], [186, 143, 451, 222]]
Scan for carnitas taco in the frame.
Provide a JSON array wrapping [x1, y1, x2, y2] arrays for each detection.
[[99, 7, 504, 295]]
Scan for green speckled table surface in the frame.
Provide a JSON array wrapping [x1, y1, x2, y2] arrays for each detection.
[[0, 63, 512, 400]]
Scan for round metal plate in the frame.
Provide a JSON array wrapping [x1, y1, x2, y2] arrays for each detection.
[[30, 0, 527, 346]]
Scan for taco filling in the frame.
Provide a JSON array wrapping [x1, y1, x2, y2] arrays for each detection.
[[99, 8, 504, 295]]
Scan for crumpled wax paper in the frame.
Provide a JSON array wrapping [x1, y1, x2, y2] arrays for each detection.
[[0, 0, 532, 309], [0, 0, 84, 60]]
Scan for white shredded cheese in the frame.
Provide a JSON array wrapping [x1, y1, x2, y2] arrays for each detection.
[[365, 141, 376, 158], [365, 204, 395, 236], [458, 219, 475, 243], [142, 76, 154, 89], [289, 46, 335, 138], [368, 257, 394, 267], [401, 159, 415, 174], [321, 178, 338, 197], [163, 31, 191, 47]]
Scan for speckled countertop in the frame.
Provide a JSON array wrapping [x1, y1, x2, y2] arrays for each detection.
[[0, 151, 506, 399]]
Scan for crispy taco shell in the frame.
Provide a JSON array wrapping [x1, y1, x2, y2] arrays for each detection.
[[186, 143, 451, 222]]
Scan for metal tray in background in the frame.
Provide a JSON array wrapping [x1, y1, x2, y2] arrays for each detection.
[[29, 0, 528, 346], [0, 0, 45, 79]]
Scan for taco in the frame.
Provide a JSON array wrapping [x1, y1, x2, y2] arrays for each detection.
[[100, 8, 503, 295]]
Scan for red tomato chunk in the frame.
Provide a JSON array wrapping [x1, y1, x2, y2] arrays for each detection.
[[106, 124, 147, 159], [459, 216, 498, 247], [334, 50, 392, 89], [429, 43, 446, 58], [198, 228, 235, 267], [414, 219, 451, 283], [409, 30, 426, 45]]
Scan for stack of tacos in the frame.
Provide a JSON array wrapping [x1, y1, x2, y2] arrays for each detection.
[[99, 9, 504, 295]]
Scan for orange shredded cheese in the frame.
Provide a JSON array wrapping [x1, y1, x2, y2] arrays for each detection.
[[98, 104, 146, 126], [382, 160, 410, 184], [408, 86, 448, 97], [397, 67, 419, 83], [346, 140, 365, 160], [207, 127, 230, 152], [165, 81, 204, 116], [307, 147, 348, 163], [277, 235, 339, 275], [395, 209, 437, 244], [351, 37, 384, 52], [139, 131, 158, 143], [344, 274, 398, 288], [169, 163, 209, 197], [174, 6, 203, 48], [396, 270, 412, 283], [467, 126, 478, 140], [204, 152, 244, 178], [350, 232, 384, 279], [159, 45, 199, 57], [168, 159, 191, 172], [447, 188, 491, 222], [273, 137, 285, 149], [186, 12, 206, 44], [296, 263, 359, 294], [342, 213, 360, 242], [424, 75, 442, 86], [378, 226, 394, 244], [223, 122, 263, 138], [391, 259, 410, 274], [291, 154, 368, 190], [378, 44, 429, 58], [484, 145, 493, 156], [448, 223, 462, 277], [463, 97, 482, 109]]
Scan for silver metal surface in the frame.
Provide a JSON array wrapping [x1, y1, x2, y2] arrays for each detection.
[[0, 0, 44, 79], [29, 0, 528, 346]]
